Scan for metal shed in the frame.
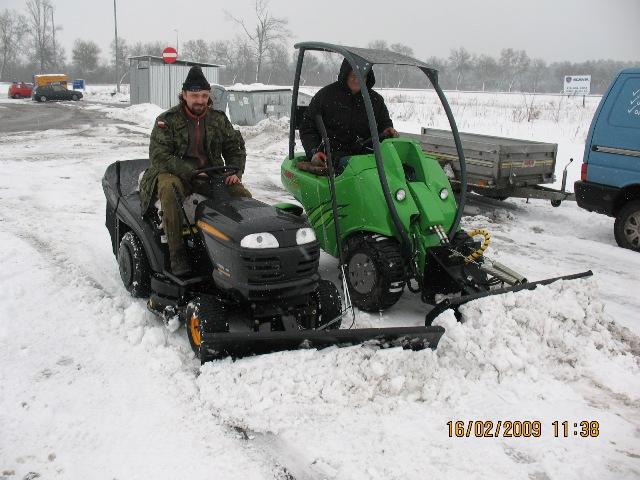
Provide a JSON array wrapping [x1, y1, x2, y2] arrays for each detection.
[[226, 86, 312, 126], [128, 56, 226, 110]]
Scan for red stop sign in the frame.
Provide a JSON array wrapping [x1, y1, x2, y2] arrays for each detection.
[[162, 47, 178, 63]]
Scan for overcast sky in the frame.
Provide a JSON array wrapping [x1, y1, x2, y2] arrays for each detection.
[[4, 0, 639, 63]]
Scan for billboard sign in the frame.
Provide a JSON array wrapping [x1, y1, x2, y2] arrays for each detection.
[[564, 75, 591, 95]]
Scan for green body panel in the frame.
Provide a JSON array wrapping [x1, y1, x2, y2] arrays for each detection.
[[281, 138, 457, 275]]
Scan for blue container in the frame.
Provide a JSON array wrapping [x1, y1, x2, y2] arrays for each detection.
[[73, 79, 85, 90]]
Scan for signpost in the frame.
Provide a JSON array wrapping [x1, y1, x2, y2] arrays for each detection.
[[162, 47, 178, 64], [564, 75, 591, 107]]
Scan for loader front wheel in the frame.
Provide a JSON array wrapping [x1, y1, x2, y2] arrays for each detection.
[[118, 231, 151, 298], [614, 200, 640, 251], [344, 234, 406, 312], [186, 296, 229, 360]]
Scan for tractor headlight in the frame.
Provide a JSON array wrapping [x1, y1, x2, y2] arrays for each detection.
[[240, 232, 279, 249], [395, 189, 406, 201], [296, 227, 316, 245], [439, 188, 449, 200]]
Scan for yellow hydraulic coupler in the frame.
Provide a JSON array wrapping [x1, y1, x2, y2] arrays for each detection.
[[465, 229, 491, 263]]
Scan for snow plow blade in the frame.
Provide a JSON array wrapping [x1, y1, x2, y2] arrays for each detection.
[[425, 270, 593, 325], [200, 326, 445, 362]]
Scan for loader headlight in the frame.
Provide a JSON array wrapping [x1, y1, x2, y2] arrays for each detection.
[[296, 227, 316, 245], [395, 189, 406, 201], [240, 232, 279, 249], [439, 188, 449, 200]]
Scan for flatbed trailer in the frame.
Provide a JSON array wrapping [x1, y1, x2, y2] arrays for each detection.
[[402, 128, 575, 206]]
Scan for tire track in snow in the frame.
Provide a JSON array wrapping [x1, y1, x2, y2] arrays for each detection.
[[0, 211, 327, 480]]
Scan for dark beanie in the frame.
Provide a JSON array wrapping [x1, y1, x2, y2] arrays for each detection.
[[182, 66, 211, 91]]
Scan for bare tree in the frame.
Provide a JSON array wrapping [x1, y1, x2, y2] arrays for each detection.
[[474, 54, 499, 91], [181, 39, 211, 63], [25, 0, 57, 72], [225, 0, 290, 82], [129, 40, 164, 57], [499, 48, 530, 92], [449, 47, 471, 90], [0, 9, 27, 81], [527, 58, 547, 93], [72, 39, 100, 75], [389, 43, 414, 88], [110, 37, 128, 82]]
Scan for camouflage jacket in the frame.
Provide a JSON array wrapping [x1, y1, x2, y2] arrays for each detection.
[[139, 104, 246, 213]]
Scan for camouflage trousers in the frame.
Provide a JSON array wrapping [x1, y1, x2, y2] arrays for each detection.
[[156, 173, 252, 261]]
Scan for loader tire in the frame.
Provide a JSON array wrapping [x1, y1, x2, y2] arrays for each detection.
[[344, 234, 406, 312], [614, 200, 640, 252], [186, 296, 229, 360], [118, 231, 151, 298], [314, 279, 342, 329]]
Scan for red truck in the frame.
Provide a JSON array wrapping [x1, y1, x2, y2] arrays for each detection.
[[8, 82, 33, 99]]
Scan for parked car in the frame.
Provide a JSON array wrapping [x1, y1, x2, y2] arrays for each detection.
[[8, 82, 33, 99], [575, 68, 640, 251], [33, 84, 83, 102]]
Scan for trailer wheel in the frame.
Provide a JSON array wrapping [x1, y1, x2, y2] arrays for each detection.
[[551, 199, 562, 208], [118, 231, 151, 297], [186, 296, 229, 359], [344, 234, 406, 312], [614, 200, 640, 252], [313, 279, 342, 329]]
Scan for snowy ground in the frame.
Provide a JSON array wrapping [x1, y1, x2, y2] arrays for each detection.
[[1, 89, 639, 479]]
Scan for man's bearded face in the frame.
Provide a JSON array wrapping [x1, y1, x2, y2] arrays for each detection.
[[183, 90, 210, 115]]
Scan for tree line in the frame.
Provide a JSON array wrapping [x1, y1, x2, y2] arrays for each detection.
[[1, 0, 637, 94]]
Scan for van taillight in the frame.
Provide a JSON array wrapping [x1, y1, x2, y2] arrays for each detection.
[[581, 163, 588, 182]]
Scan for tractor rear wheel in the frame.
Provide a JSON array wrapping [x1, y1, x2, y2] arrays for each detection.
[[186, 296, 229, 359], [118, 231, 151, 297], [344, 234, 406, 312]]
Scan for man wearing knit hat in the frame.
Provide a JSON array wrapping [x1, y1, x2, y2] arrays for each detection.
[[139, 65, 251, 276]]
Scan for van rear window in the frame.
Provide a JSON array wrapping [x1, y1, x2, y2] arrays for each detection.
[[608, 76, 640, 129]]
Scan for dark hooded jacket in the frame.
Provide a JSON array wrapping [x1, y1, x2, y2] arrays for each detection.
[[299, 59, 393, 159]]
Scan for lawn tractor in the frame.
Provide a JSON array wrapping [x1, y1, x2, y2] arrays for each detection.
[[281, 42, 592, 325], [103, 161, 443, 362]]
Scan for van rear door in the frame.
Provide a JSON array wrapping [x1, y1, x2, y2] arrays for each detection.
[[585, 70, 640, 188]]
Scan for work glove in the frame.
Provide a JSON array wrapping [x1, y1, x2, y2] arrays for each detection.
[[311, 151, 327, 167], [382, 127, 399, 138]]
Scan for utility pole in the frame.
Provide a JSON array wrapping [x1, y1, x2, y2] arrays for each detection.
[[113, 0, 120, 93], [174, 29, 179, 56], [50, 6, 56, 70]]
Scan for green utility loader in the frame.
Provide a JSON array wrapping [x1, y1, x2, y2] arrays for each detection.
[[281, 42, 592, 331]]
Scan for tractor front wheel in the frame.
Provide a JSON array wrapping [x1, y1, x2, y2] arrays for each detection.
[[186, 296, 229, 360], [344, 234, 406, 312], [313, 279, 342, 329]]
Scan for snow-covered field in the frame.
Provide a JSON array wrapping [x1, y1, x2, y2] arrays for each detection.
[[1, 87, 639, 479]]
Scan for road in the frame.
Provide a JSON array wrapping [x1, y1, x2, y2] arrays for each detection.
[[0, 98, 126, 133]]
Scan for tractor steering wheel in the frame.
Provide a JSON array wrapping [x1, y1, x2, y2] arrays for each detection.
[[193, 165, 240, 177]]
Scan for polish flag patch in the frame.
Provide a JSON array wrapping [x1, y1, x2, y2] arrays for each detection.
[[156, 120, 166, 128]]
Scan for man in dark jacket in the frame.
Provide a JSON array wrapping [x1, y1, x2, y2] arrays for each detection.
[[299, 59, 398, 172], [139, 66, 251, 275]]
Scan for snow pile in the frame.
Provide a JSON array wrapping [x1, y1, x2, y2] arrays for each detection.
[[91, 102, 164, 130], [197, 279, 639, 433], [239, 115, 290, 141], [228, 83, 291, 92], [82, 84, 130, 104]]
